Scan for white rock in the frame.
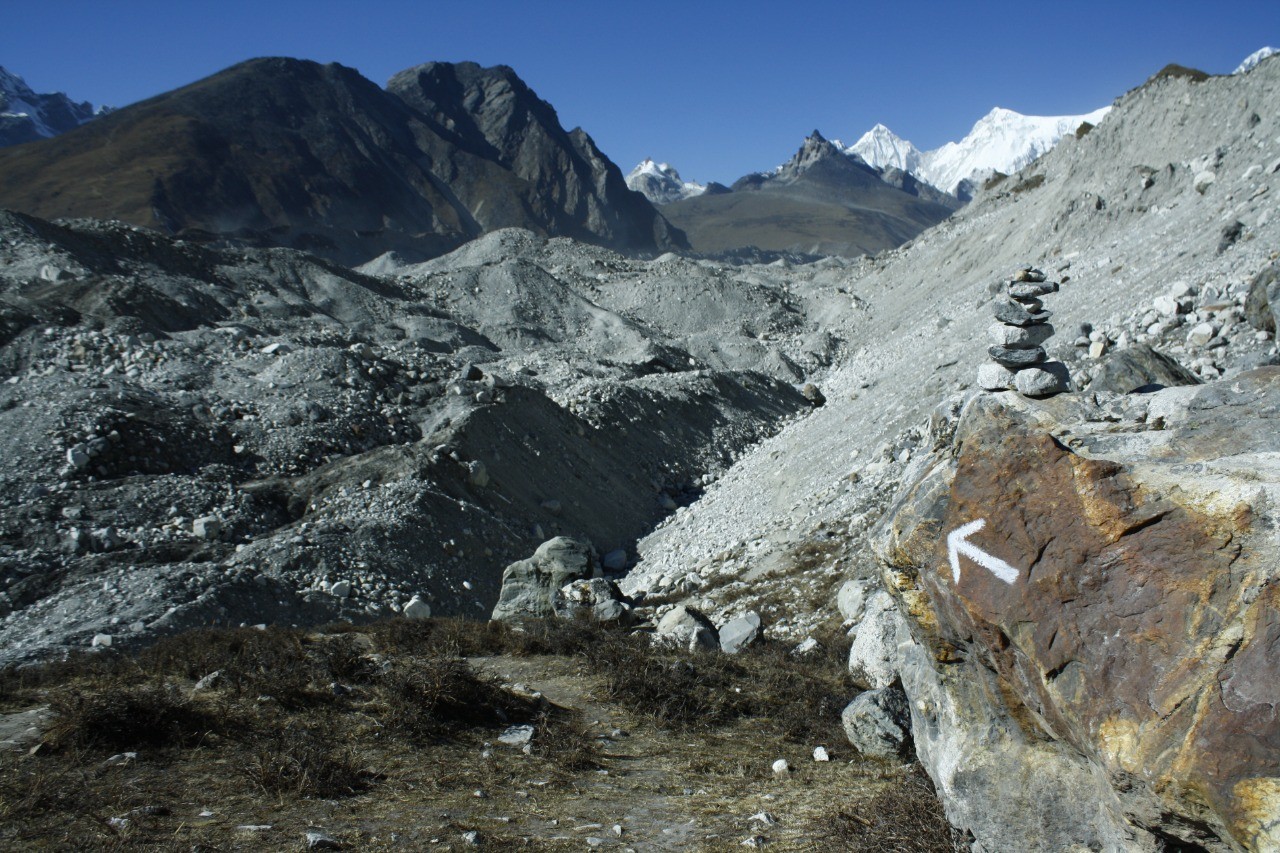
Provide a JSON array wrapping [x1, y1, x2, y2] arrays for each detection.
[[329, 580, 352, 598], [813, 746, 830, 762], [402, 595, 432, 619], [771, 758, 790, 776], [836, 579, 874, 623], [977, 362, 1015, 391], [498, 724, 534, 747], [1193, 171, 1216, 194], [91, 633, 113, 647], [1088, 340, 1107, 359], [848, 592, 907, 689], [1187, 323, 1216, 347], [192, 516, 221, 540]]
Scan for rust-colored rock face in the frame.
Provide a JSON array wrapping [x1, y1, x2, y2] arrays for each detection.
[[889, 372, 1280, 850]]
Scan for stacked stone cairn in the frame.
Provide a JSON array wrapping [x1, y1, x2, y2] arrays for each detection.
[[977, 267, 1071, 396]]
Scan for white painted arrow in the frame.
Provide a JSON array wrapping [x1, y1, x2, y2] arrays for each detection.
[[947, 518, 1019, 584]]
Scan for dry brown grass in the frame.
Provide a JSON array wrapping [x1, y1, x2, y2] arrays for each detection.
[[0, 615, 958, 849]]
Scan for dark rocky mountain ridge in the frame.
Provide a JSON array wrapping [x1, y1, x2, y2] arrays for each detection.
[[0, 58, 684, 265]]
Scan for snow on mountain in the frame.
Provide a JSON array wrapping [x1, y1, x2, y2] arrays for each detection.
[[0, 66, 101, 147], [847, 106, 1110, 196], [1235, 46, 1278, 74], [626, 158, 706, 204], [919, 106, 1111, 194], [848, 124, 924, 175]]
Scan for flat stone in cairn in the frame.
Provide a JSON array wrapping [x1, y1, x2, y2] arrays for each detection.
[[1008, 281, 1059, 300], [989, 322, 1055, 347], [1013, 267, 1047, 282], [988, 345, 1047, 368], [994, 299, 1052, 327]]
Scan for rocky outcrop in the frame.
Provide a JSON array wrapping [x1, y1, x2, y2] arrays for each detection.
[[876, 372, 1280, 851]]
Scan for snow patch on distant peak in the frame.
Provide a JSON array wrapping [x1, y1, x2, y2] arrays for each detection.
[[626, 158, 706, 205], [0, 66, 100, 146], [1235, 47, 1278, 75]]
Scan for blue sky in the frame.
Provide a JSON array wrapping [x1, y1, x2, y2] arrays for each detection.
[[3, 1, 1277, 184]]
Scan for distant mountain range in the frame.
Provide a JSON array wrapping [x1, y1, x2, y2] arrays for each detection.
[[630, 105, 1111, 208], [0, 59, 684, 264], [0, 66, 105, 147], [655, 130, 958, 258]]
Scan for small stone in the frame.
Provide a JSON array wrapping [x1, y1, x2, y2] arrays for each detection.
[[91, 633, 113, 647], [994, 300, 1051, 327], [103, 751, 136, 766], [305, 830, 343, 850], [771, 758, 790, 776], [192, 670, 222, 692], [1187, 323, 1216, 347], [750, 812, 779, 826], [800, 383, 826, 406], [813, 746, 830, 762], [192, 516, 221, 540], [329, 580, 352, 599], [461, 830, 481, 845], [498, 724, 535, 747], [791, 637, 820, 656], [1193, 170, 1216, 194], [601, 549, 628, 572], [1012, 267, 1047, 282], [67, 447, 90, 469], [1089, 340, 1108, 359], [402, 595, 432, 619], [988, 345, 1046, 368], [977, 362, 1016, 391]]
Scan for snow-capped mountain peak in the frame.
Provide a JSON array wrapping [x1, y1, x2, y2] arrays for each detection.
[[0, 66, 100, 147], [849, 105, 1110, 197], [626, 157, 706, 205], [848, 123, 924, 175], [1235, 46, 1278, 75]]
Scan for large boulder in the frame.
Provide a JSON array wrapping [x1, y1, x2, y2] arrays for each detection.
[[841, 686, 912, 758], [1085, 343, 1201, 394], [1244, 262, 1280, 334], [876, 371, 1280, 851], [491, 537, 595, 621], [655, 604, 719, 652]]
